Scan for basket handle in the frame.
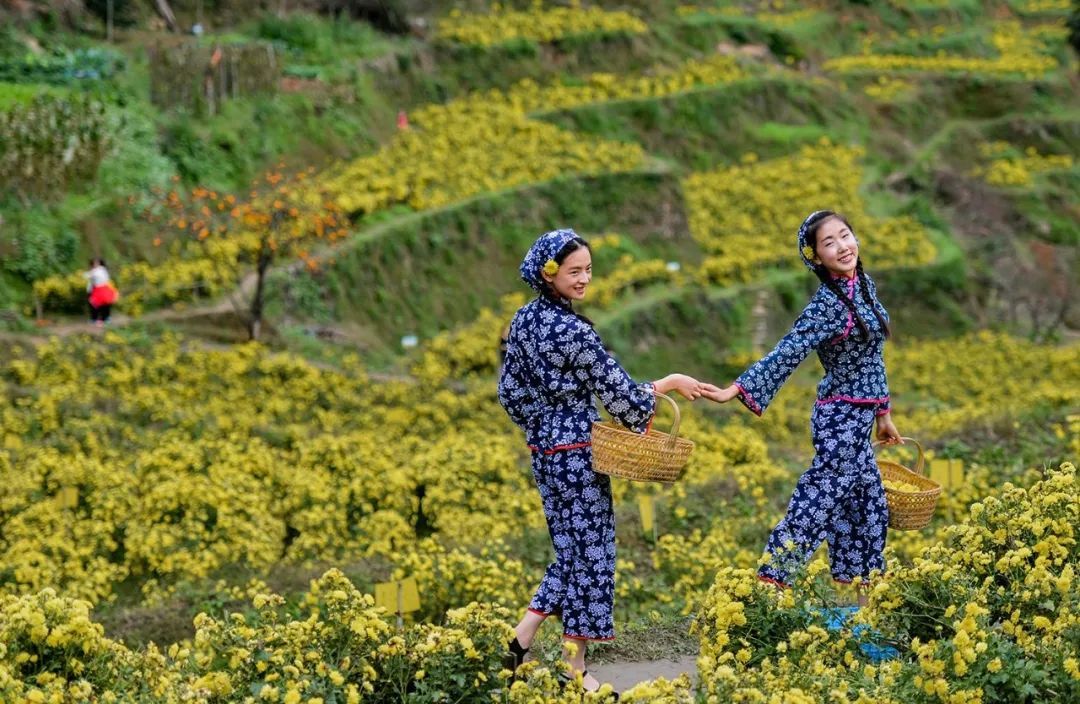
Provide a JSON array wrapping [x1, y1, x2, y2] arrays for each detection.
[[872, 436, 925, 475], [651, 391, 682, 447]]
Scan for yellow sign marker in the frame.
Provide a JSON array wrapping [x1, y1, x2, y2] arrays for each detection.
[[374, 578, 421, 618], [374, 581, 397, 611], [638, 495, 656, 539], [56, 487, 79, 509], [929, 458, 965, 488], [948, 458, 965, 486], [929, 458, 952, 487], [928, 458, 965, 522], [399, 577, 420, 613]]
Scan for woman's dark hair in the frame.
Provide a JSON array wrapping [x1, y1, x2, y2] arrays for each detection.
[[543, 236, 595, 327], [802, 211, 891, 339], [89, 257, 107, 268]]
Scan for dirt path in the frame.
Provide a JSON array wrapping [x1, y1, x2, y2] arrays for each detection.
[[591, 654, 697, 692]]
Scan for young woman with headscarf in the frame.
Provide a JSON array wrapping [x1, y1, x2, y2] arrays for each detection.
[[498, 228, 704, 694], [702, 211, 902, 604]]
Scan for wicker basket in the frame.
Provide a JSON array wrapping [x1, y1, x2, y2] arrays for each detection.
[[875, 437, 942, 531], [592, 392, 694, 483]]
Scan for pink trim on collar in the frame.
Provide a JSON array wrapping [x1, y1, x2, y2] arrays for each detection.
[[829, 276, 857, 344]]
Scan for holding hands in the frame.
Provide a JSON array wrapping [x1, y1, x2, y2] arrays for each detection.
[[699, 383, 740, 404], [652, 376, 744, 404]]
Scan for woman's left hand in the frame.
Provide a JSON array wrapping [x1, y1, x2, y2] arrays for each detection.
[[876, 413, 902, 445]]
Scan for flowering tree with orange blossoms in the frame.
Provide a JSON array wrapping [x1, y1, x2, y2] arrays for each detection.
[[159, 166, 349, 339]]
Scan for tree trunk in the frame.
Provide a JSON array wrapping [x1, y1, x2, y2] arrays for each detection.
[[152, 0, 180, 33], [249, 242, 273, 341], [751, 288, 769, 356]]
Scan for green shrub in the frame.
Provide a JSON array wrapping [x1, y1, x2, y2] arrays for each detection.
[[0, 47, 125, 85], [255, 11, 325, 51], [0, 81, 67, 109], [0, 208, 78, 284]]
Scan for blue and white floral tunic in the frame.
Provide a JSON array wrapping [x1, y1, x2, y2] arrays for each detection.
[[735, 269, 893, 587], [735, 273, 891, 417], [498, 228, 655, 640], [499, 295, 656, 452]]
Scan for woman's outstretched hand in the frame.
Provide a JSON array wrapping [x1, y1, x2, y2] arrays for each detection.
[[700, 383, 740, 404], [654, 373, 704, 401]]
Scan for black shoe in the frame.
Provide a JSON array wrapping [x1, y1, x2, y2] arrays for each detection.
[[503, 636, 529, 673]]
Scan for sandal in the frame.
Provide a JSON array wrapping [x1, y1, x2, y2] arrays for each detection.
[[503, 636, 530, 673], [557, 670, 620, 701]]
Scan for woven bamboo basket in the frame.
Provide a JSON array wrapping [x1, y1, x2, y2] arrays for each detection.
[[875, 437, 941, 530], [592, 392, 694, 483]]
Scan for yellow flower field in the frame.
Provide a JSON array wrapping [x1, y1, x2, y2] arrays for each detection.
[[2, 329, 1074, 606], [324, 103, 646, 215], [437, 2, 648, 47], [825, 22, 1062, 78], [684, 141, 938, 286], [970, 141, 1075, 187], [1, 394, 1074, 703], [323, 53, 749, 215]]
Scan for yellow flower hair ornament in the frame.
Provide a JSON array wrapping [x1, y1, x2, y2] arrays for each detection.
[[801, 245, 815, 261], [542, 259, 560, 276]]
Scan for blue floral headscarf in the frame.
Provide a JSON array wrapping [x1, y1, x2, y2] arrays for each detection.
[[520, 228, 582, 293], [796, 210, 831, 271]]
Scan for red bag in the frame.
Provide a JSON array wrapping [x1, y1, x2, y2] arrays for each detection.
[[89, 283, 119, 307]]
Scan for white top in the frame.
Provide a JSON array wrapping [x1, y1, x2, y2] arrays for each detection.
[[84, 265, 110, 292]]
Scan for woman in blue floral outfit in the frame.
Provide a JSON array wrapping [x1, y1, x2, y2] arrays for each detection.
[[499, 228, 703, 692], [704, 211, 902, 604]]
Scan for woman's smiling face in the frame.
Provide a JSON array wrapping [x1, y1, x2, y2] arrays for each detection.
[[813, 216, 859, 278], [543, 246, 592, 301]]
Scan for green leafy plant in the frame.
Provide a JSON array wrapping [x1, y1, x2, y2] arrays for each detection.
[[0, 93, 111, 203]]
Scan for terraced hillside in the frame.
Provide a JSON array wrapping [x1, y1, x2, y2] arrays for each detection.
[[0, 1, 1078, 702]]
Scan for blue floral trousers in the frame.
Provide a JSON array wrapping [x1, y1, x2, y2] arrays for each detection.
[[528, 446, 616, 641], [759, 401, 889, 587]]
